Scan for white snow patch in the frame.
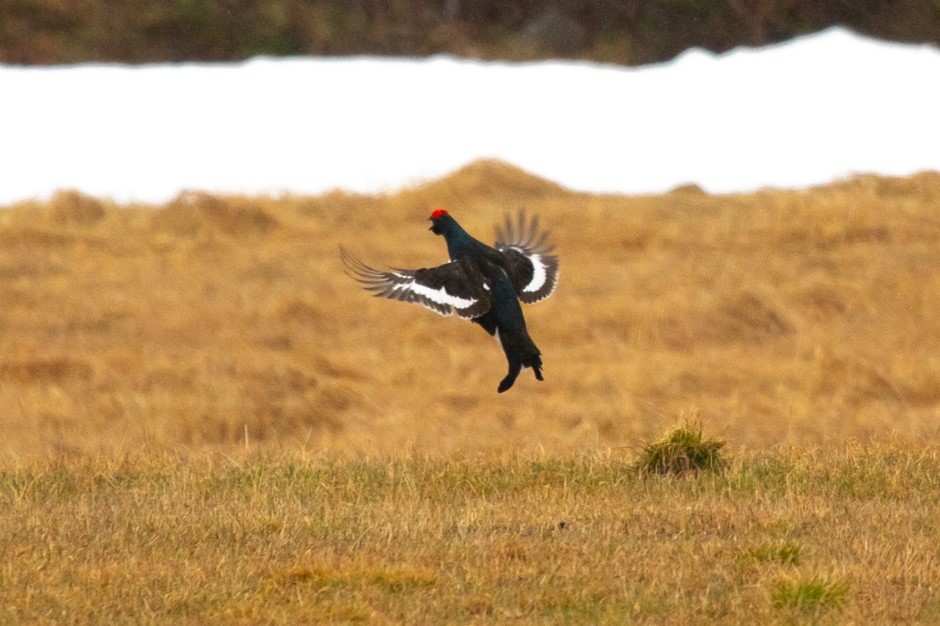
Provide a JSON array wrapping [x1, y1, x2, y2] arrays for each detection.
[[1, 28, 938, 205]]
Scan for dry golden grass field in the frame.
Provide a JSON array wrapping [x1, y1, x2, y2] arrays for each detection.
[[2, 160, 940, 622]]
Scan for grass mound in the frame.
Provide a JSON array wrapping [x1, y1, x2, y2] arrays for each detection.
[[636, 422, 726, 475], [150, 192, 278, 236]]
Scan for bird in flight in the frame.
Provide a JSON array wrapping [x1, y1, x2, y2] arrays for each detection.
[[341, 209, 559, 392]]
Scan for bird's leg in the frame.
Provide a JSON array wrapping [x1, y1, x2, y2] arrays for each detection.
[[498, 358, 522, 393]]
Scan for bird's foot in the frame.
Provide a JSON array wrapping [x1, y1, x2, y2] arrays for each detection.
[[497, 372, 518, 393]]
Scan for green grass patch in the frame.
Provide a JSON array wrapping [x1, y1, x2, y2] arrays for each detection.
[[772, 577, 848, 611], [746, 542, 801, 565], [274, 564, 437, 593]]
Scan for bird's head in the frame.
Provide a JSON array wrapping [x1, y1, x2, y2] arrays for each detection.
[[428, 208, 450, 235]]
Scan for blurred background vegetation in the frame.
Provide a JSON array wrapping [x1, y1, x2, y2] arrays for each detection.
[[2, 0, 938, 66]]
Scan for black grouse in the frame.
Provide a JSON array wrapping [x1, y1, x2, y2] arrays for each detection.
[[341, 209, 559, 392]]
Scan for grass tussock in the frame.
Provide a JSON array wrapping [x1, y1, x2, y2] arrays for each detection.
[[636, 422, 726, 475]]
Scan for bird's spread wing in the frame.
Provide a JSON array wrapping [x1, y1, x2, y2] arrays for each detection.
[[341, 248, 491, 319], [494, 210, 559, 303]]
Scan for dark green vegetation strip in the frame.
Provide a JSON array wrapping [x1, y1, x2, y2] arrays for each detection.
[[3, 0, 939, 65]]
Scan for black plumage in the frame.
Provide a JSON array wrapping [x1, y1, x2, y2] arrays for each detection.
[[341, 209, 559, 392]]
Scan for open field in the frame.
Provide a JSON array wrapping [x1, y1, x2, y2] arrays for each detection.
[[2, 160, 939, 457], [2, 447, 940, 623], [2, 160, 940, 621]]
